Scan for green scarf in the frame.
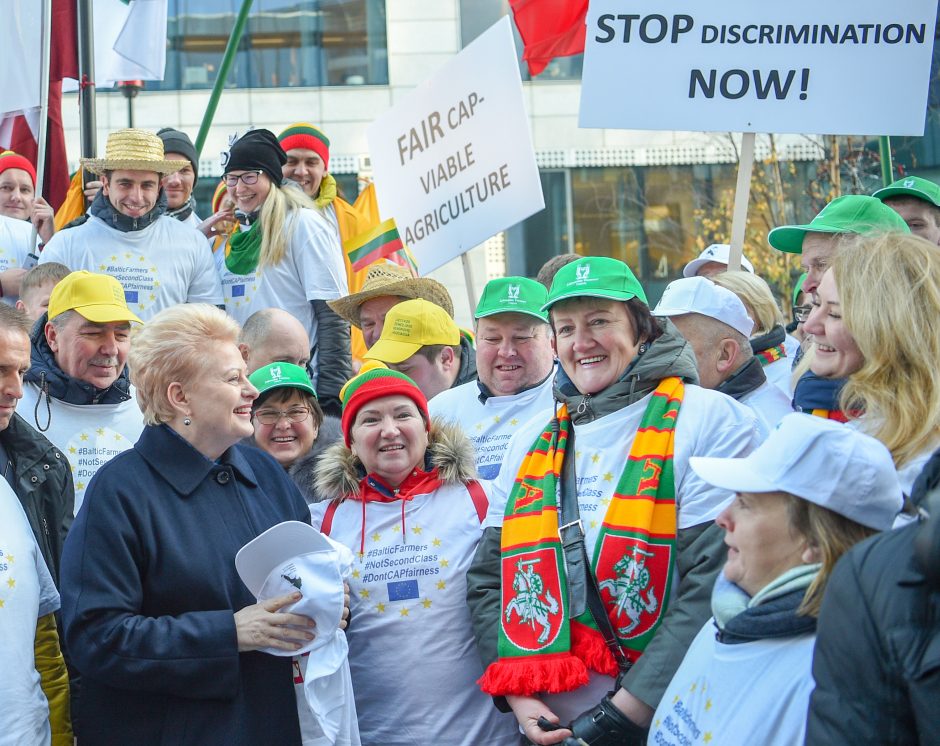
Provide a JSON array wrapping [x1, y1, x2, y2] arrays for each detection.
[[225, 221, 262, 275], [479, 378, 684, 696]]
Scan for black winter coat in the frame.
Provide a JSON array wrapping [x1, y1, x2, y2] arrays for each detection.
[[61, 424, 311, 745], [806, 450, 940, 745], [1, 412, 74, 585]]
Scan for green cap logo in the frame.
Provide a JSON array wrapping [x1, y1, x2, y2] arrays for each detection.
[[474, 277, 548, 322], [544, 256, 648, 311]]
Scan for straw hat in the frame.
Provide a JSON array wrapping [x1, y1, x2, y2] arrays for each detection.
[[82, 128, 188, 175], [328, 263, 454, 327]]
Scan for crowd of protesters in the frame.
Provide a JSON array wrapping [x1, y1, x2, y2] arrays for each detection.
[[0, 123, 938, 746]]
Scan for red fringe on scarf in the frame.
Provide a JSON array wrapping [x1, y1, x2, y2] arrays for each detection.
[[478, 652, 589, 696], [570, 621, 620, 677]]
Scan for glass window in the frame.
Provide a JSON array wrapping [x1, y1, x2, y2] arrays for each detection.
[[458, 0, 582, 81], [135, 0, 388, 92]]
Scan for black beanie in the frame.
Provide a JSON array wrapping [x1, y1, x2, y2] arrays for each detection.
[[156, 127, 198, 181], [222, 129, 286, 186]]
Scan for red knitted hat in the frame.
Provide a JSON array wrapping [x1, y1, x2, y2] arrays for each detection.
[[277, 123, 329, 170], [0, 150, 36, 186], [340, 363, 429, 446]]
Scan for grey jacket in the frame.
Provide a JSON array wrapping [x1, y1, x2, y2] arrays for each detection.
[[466, 318, 728, 711]]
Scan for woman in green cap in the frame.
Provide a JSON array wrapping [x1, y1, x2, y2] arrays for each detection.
[[248, 362, 341, 502], [467, 256, 761, 745]]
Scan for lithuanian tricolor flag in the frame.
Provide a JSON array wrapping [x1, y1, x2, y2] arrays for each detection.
[[345, 218, 405, 271]]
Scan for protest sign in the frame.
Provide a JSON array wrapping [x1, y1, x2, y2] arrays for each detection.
[[579, 0, 938, 136], [367, 16, 544, 274]]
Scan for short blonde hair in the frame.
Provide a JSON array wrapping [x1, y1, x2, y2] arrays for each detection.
[[129, 304, 241, 425], [834, 233, 940, 467], [711, 271, 785, 336]]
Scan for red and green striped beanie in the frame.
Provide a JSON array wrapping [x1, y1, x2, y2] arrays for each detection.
[[340, 362, 429, 446], [0, 150, 36, 186], [278, 123, 330, 170], [211, 180, 229, 213]]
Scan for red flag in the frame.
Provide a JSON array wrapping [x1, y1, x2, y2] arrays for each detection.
[[2, 0, 78, 210], [509, 0, 588, 77]]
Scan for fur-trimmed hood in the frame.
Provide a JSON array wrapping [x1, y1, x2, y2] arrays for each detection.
[[287, 415, 343, 503], [313, 417, 477, 502]]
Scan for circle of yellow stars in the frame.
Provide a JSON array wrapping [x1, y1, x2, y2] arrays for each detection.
[[348, 523, 452, 619]]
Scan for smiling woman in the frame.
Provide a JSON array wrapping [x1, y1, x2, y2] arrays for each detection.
[[805, 232, 940, 492], [60, 303, 317, 745], [309, 366, 519, 745], [216, 129, 351, 416], [467, 256, 763, 746]]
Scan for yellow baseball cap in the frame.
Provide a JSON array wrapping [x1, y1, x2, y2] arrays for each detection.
[[364, 298, 459, 364], [47, 271, 143, 324]]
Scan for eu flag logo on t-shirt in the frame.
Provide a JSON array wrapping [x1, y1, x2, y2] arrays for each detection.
[[232, 285, 246, 298], [387, 580, 419, 601], [124, 290, 139, 303]]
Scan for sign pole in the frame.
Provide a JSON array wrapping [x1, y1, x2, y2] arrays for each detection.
[[460, 252, 477, 315], [30, 0, 53, 249], [879, 135, 894, 187], [728, 131, 756, 272]]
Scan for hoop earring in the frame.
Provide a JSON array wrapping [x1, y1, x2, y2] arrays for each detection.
[[183, 417, 192, 426]]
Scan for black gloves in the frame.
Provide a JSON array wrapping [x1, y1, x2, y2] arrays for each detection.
[[563, 695, 648, 746]]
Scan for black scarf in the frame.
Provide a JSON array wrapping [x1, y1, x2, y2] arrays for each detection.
[[89, 187, 167, 232], [716, 356, 767, 401]]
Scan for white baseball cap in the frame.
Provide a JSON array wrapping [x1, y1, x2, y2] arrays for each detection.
[[236, 521, 351, 658], [653, 276, 755, 338], [683, 243, 755, 277], [690, 413, 903, 530]]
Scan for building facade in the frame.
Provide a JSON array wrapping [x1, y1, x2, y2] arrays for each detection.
[[62, 0, 940, 324]]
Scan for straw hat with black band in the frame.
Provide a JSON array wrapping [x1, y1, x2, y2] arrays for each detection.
[[82, 128, 188, 176], [328, 263, 454, 327]]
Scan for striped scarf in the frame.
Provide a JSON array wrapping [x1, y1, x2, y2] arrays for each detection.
[[479, 378, 684, 696], [756, 343, 786, 366]]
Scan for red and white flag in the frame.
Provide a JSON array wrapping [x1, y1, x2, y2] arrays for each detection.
[[0, 0, 78, 210]]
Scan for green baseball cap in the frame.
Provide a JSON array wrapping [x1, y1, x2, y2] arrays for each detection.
[[792, 272, 807, 306], [249, 362, 317, 398], [767, 195, 910, 254], [475, 277, 548, 322], [543, 256, 648, 311], [872, 175, 940, 208]]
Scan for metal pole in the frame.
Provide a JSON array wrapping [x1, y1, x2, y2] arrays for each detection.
[[879, 136, 894, 187], [76, 0, 97, 191], [195, 0, 256, 157], [30, 0, 53, 251], [127, 96, 134, 128]]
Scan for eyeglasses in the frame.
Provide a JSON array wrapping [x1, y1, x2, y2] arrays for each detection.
[[792, 304, 812, 323], [223, 170, 263, 187], [254, 406, 311, 425]]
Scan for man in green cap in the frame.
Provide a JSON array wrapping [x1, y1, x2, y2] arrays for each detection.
[[767, 194, 910, 295], [429, 277, 556, 483], [873, 175, 940, 245]]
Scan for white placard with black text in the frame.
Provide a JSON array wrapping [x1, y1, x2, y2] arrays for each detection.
[[367, 16, 544, 274], [579, 0, 938, 135]]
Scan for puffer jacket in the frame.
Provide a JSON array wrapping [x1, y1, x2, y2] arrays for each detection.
[[466, 318, 730, 710], [806, 448, 940, 745]]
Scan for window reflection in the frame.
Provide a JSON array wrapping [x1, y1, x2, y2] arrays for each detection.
[[146, 0, 388, 91]]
